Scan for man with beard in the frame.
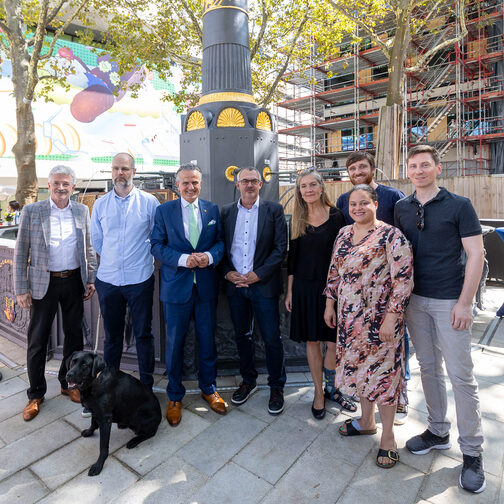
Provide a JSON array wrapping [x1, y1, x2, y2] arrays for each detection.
[[14, 165, 97, 420], [91, 153, 159, 393], [337, 152, 405, 225], [337, 152, 409, 425]]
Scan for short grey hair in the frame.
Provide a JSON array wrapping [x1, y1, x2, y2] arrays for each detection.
[[48, 165, 76, 185], [176, 164, 202, 182], [237, 166, 261, 182], [113, 152, 135, 170]]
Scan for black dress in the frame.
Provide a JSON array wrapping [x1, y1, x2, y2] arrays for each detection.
[[288, 207, 346, 343]]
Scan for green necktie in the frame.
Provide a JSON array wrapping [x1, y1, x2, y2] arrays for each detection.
[[189, 203, 200, 249]]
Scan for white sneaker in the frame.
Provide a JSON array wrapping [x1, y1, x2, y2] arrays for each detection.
[[394, 404, 408, 425], [82, 407, 92, 418]]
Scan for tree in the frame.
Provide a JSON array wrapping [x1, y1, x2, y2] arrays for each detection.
[[1, 0, 335, 205], [0, 0, 112, 205], [322, 0, 468, 177]]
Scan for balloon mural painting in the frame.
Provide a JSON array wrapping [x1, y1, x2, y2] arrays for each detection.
[[58, 47, 146, 123]]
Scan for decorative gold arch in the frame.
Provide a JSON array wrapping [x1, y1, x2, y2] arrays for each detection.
[[217, 108, 245, 128], [256, 111, 272, 131], [186, 111, 206, 131]]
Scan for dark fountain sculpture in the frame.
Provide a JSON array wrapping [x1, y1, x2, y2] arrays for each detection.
[[179, 0, 306, 375]]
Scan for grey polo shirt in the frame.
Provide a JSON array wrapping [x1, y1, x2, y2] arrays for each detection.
[[394, 187, 481, 299]]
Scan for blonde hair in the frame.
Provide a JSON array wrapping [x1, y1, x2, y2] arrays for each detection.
[[291, 169, 334, 239]]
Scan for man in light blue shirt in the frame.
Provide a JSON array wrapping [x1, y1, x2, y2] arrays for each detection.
[[91, 153, 159, 387]]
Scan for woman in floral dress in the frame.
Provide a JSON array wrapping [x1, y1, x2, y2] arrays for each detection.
[[324, 184, 413, 468]]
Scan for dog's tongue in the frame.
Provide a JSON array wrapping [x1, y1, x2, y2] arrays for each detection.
[[67, 382, 77, 389]]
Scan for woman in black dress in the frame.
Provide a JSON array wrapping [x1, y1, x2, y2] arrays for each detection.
[[285, 169, 356, 419]]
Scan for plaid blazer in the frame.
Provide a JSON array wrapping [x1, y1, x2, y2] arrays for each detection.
[[14, 199, 97, 300]]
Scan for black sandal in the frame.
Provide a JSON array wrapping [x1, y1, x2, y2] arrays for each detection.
[[325, 388, 357, 412], [376, 448, 399, 469]]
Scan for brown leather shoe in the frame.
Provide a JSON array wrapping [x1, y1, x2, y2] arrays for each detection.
[[23, 398, 44, 421], [166, 400, 182, 427], [61, 387, 81, 403], [202, 391, 227, 415]]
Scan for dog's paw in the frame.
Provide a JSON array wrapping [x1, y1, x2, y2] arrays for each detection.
[[126, 438, 140, 449], [88, 462, 103, 476], [81, 428, 94, 437]]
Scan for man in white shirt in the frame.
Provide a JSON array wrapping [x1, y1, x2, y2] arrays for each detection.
[[91, 153, 159, 388], [14, 165, 97, 421]]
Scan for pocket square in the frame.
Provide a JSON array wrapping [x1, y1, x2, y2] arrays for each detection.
[[208, 219, 216, 226]]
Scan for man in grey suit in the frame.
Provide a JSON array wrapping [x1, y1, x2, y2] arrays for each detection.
[[14, 165, 97, 421]]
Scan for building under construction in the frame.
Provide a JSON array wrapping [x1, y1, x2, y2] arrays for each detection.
[[275, 0, 504, 179]]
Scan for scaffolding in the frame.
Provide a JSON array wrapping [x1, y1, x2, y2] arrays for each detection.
[[275, 0, 504, 177]]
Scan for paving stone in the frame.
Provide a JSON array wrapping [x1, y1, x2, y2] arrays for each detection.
[[0, 390, 31, 423], [477, 377, 504, 424], [233, 411, 321, 485], [37, 457, 138, 504], [182, 392, 232, 425], [0, 438, 4, 449], [112, 456, 207, 504], [285, 372, 310, 384], [216, 375, 239, 387], [0, 366, 25, 381], [420, 453, 499, 503], [30, 423, 135, 490], [115, 409, 211, 475], [0, 395, 80, 443], [0, 469, 48, 504], [472, 350, 504, 386], [179, 409, 266, 476], [261, 435, 356, 504], [191, 462, 271, 504], [291, 387, 343, 419], [336, 455, 425, 504], [0, 377, 27, 399], [0, 420, 79, 482]]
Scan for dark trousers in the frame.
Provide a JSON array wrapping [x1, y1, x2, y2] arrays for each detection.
[[227, 287, 286, 389], [95, 275, 155, 387], [163, 286, 217, 401], [26, 274, 84, 400]]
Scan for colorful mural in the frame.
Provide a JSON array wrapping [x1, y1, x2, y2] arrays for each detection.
[[0, 38, 180, 182]]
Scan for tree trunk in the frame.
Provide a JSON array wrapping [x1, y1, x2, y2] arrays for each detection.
[[5, 0, 39, 206], [13, 103, 38, 206], [375, 6, 410, 180]]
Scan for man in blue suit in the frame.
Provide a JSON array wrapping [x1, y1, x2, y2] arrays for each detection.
[[151, 165, 225, 426], [221, 167, 288, 415]]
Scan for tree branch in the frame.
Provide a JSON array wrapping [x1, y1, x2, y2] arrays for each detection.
[[407, 0, 467, 72], [260, 13, 309, 106], [46, 0, 70, 25], [250, 0, 268, 61], [328, 0, 391, 60], [38, 74, 59, 81], [39, 0, 92, 62], [179, 0, 202, 43], [0, 20, 13, 41]]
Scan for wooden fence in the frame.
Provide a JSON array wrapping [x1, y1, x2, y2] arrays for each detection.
[[279, 175, 504, 220]]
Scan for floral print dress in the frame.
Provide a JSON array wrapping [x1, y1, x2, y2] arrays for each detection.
[[324, 222, 414, 405]]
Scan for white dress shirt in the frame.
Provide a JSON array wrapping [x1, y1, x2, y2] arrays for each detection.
[[230, 197, 259, 274], [177, 197, 213, 267], [49, 198, 80, 272]]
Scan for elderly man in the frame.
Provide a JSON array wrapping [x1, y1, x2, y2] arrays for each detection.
[[14, 165, 97, 421], [151, 164, 225, 426], [395, 145, 486, 493], [91, 153, 159, 388], [221, 167, 287, 415]]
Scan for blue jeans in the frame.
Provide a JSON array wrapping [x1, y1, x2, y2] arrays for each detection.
[[404, 325, 411, 381], [163, 286, 217, 401], [95, 275, 155, 387], [227, 287, 286, 389]]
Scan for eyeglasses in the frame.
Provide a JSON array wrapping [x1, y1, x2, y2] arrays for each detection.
[[416, 206, 425, 231], [239, 179, 261, 186]]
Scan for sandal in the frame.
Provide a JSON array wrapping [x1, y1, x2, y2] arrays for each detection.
[[376, 448, 399, 469], [338, 418, 377, 436], [325, 388, 357, 412]]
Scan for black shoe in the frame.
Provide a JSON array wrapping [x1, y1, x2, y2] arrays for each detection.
[[311, 401, 326, 420], [268, 388, 284, 415], [406, 429, 451, 455], [231, 382, 257, 405], [460, 454, 486, 493]]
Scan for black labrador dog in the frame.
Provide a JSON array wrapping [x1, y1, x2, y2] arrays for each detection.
[[66, 351, 162, 476]]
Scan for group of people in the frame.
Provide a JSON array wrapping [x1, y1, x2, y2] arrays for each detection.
[[13, 144, 486, 493]]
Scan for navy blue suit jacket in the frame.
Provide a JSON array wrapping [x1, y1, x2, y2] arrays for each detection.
[[151, 198, 224, 304], [221, 199, 287, 298]]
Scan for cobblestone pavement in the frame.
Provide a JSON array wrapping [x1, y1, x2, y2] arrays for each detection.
[[1, 286, 503, 503]]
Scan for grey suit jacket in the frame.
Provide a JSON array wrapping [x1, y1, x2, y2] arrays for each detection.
[[14, 199, 97, 300]]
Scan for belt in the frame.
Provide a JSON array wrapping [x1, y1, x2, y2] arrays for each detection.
[[50, 268, 79, 278]]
